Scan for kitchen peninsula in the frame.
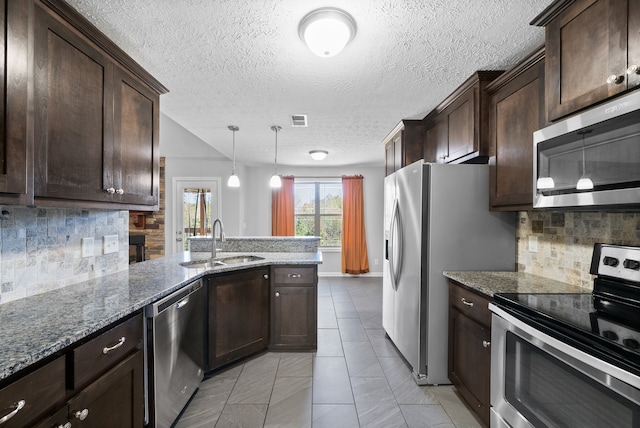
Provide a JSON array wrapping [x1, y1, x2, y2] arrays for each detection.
[[0, 236, 320, 427]]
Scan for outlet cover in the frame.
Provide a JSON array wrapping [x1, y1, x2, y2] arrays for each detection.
[[81, 237, 94, 258], [103, 235, 119, 254]]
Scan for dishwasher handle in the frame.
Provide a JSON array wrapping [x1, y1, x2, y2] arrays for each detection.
[[175, 297, 189, 309], [147, 279, 203, 317]]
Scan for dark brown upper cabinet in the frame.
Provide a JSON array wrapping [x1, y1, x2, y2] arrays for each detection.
[[33, 0, 165, 210], [424, 71, 503, 164], [487, 47, 546, 211], [0, 0, 30, 205], [383, 120, 426, 176], [533, 0, 640, 121]]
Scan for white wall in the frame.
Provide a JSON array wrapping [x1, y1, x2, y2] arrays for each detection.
[[242, 166, 385, 276], [159, 113, 385, 275], [160, 113, 244, 254]]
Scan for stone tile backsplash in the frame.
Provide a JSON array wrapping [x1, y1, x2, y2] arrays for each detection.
[[517, 211, 640, 290], [0, 206, 128, 304]]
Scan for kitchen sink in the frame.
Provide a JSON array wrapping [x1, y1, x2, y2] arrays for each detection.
[[179, 255, 264, 269]]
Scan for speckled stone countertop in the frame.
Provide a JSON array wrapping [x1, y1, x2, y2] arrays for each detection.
[[443, 271, 585, 297], [0, 250, 321, 382]]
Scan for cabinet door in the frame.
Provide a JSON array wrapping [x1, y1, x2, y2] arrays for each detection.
[[67, 351, 144, 428], [545, 0, 629, 120], [208, 268, 270, 370], [448, 307, 490, 427], [385, 141, 395, 176], [33, 4, 115, 202], [446, 92, 475, 162], [489, 53, 545, 210], [112, 67, 159, 207], [0, 0, 28, 199], [271, 285, 316, 349], [425, 119, 448, 164]]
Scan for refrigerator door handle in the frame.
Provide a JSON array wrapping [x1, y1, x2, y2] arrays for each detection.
[[389, 199, 402, 290]]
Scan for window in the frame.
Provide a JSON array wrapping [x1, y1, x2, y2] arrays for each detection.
[[294, 180, 342, 247]]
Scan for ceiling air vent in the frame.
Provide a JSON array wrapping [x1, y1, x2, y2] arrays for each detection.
[[291, 114, 308, 127]]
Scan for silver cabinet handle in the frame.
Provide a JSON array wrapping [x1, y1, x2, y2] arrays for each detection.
[[275, 291, 280, 297], [482, 340, 491, 348], [287, 273, 301, 278], [627, 65, 640, 75], [116, 188, 124, 195], [74, 408, 89, 420], [102, 337, 126, 354], [56, 423, 72, 428], [461, 298, 474, 307], [607, 74, 624, 84], [0, 400, 25, 424], [105, 187, 115, 194], [263, 274, 269, 279]]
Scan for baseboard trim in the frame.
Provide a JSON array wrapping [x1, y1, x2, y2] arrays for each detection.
[[318, 272, 383, 278]]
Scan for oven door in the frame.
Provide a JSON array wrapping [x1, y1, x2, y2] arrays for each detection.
[[490, 305, 640, 428]]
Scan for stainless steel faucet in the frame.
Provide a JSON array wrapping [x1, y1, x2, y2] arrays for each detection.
[[211, 218, 225, 258]]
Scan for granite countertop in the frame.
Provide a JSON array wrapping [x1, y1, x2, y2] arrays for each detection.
[[443, 271, 586, 297], [0, 250, 321, 382]]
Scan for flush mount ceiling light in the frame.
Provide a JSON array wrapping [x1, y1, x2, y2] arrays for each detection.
[[298, 8, 357, 57], [270, 125, 282, 188], [227, 125, 240, 188], [309, 150, 328, 161]]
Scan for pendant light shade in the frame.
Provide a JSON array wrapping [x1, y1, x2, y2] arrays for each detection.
[[270, 125, 282, 188], [536, 177, 555, 190], [227, 125, 240, 187], [299, 8, 356, 57]]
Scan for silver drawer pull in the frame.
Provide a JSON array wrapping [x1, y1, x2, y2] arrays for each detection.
[[102, 337, 126, 354], [461, 298, 474, 308], [482, 340, 491, 348], [288, 273, 301, 278], [275, 291, 280, 297], [56, 423, 72, 428], [0, 400, 25, 424], [74, 408, 89, 420]]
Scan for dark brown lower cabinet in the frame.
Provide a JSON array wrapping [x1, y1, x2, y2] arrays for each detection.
[[270, 266, 317, 351], [448, 281, 491, 427], [207, 267, 270, 370]]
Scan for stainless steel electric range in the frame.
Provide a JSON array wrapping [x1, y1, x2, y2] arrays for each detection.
[[490, 243, 640, 428]]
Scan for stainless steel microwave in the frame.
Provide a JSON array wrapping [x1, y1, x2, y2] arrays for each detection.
[[533, 90, 640, 209]]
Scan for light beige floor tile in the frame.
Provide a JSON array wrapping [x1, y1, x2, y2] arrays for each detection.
[[338, 318, 369, 342], [215, 404, 268, 428], [318, 309, 339, 328], [175, 376, 237, 428], [264, 377, 312, 428], [312, 356, 354, 404], [316, 328, 343, 357], [400, 404, 456, 428], [378, 357, 439, 405], [366, 328, 400, 357], [312, 404, 360, 428], [227, 354, 279, 404], [351, 377, 407, 428], [343, 341, 385, 377], [277, 353, 313, 378], [431, 386, 483, 428]]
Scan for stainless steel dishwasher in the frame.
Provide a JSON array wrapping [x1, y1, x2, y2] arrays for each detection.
[[146, 279, 204, 427]]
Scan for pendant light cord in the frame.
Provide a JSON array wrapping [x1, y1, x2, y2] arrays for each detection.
[[271, 125, 281, 174]]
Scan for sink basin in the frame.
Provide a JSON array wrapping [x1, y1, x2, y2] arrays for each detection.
[[179, 255, 264, 269], [217, 255, 265, 264], [179, 259, 225, 269]]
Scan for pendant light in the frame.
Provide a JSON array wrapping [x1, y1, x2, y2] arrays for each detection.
[[576, 130, 594, 190], [227, 125, 240, 187], [270, 125, 282, 188]]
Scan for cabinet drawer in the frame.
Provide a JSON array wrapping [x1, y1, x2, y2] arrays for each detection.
[[0, 356, 65, 428], [273, 267, 316, 284], [72, 313, 143, 390], [449, 282, 491, 327]]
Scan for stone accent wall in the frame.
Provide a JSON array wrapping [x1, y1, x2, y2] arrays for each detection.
[[129, 157, 165, 260], [517, 211, 640, 290], [0, 207, 129, 304]]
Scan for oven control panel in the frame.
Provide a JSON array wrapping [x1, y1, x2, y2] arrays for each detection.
[[591, 243, 640, 283]]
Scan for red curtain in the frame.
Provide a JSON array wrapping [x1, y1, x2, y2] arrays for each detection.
[[271, 176, 295, 236], [342, 175, 370, 274]]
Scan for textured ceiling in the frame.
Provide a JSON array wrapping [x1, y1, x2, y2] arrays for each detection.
[[63, 0, 551, 167]]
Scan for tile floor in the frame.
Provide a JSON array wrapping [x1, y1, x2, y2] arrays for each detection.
[[175, 276, 483, 428]]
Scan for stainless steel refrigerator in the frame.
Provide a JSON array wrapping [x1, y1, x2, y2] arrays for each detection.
[[383, 160, 515, 385]]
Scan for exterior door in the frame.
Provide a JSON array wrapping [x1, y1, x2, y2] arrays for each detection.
[[173, 178, 220, 253]]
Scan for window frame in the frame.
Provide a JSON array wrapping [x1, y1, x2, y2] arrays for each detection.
[[294, 178, 342, 249]]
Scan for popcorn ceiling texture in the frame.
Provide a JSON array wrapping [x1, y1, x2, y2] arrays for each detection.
[[516, 211, 640, 291], [0, 208, 129, 304], [63, 0, 549, 168]]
